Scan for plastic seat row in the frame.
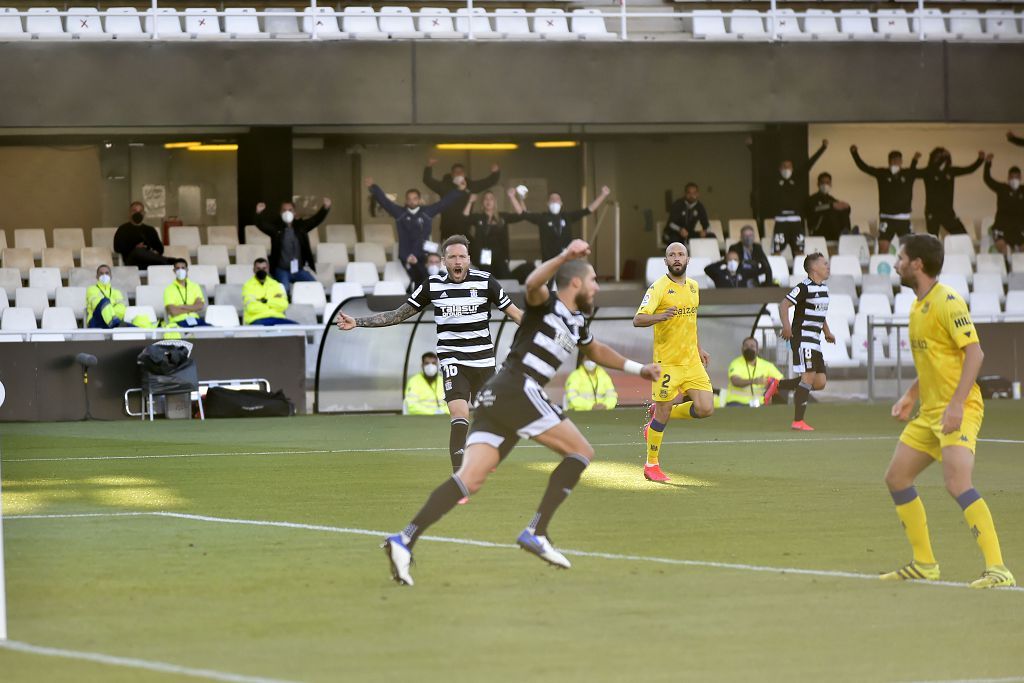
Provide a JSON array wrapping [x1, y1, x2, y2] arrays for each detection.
[[0, 6, 615, 40]]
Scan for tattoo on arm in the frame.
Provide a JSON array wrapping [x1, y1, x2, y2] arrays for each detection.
[[355, 303, 417, 328]]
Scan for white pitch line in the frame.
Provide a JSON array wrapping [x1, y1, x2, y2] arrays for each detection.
[[0, 639, 299, 683], [8, 511, 1023, 594], [902, 678, 1024, 683]]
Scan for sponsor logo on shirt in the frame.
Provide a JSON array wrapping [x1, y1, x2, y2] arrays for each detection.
[[438, 304, 480, 317], [910, 338, 928, 350], [953, 315, 971, 328]]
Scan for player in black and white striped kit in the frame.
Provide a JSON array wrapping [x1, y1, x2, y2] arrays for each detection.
[[381, 240, 660, 585], [335, 235, 523, 483], [763, 252, 835, 431]]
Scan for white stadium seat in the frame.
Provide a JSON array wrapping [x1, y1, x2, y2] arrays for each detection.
[[188, 265, 220, 294], [361, 223, 396, 250], [28, 267, 61, 299], [728, 10, 767, 39], [373, 281, 407, 296], [53, 228, 86, 257], [455, 8, 493, 37], [198, 245, 231, 274], [380, 6, 421, 38], [838, 234, 870, 266], [90, 227, 118, 250], [913, 9, 949, 40], [205, 304, 240, 327], [111, 266, 141, 294], [532, 8, 574, 40], [803, 10, 840, 40], [839, 10, 878, 39], [105, 7, 147, 39], [343, 6, 384, 38], [688, 238, 720, 261], [168, 226, 202, 257], [27, 7, 70, 38], [225, 264, 253, 285], [223, 7, 266, 39], [15, 287, 49, 318], [55, 286, 87, 320], [894, 290, 915, 316], [941, 253, 974, 285], [2, 307, 37, 331], [147, 265, 176, 289], [495, 8, 539, 39], [1005, 291, 1024, 314], [14, 229, 46, 260], [983, 11, 1022, 40], [304, 6, 346, 38], [803, 236, 828, 257], [571, 9, 614, 40], [972, 273, 1005, 303], [235, 243, 269, 266], [331, 282, 365, 304], [354, 243, 388, 272], [944, 233, 976, 264], [66, 7, 110, 39], [969, 292, 1001, 317], [0, 268, 19, 296], [691, 10, 730, 40], [867, 254, 899, 284], [938, 273, 970, 300], [325, 224, 358, 246], [214, 284, 243, 314], [976, 254, 1007, 283], [829, 293, 856, 328], [291, 281, 327, 310], [346, 262, 380, 287], [861, 274, 895, 304], [771, 9, 807, 40], [876, 9, 912, 39], [42, 306, 77, 330], [417, 8, 462, 39], [42, 248, 74, 277], [949, 10, 987, 40], [265, 7, 303, 39], [767, 255, 789, 288], [829, 255, 862, 286], [134, 285, 165, 317], [124, 305, 157, 326], [185, 8, 222, 38], [382, 262, 410, 287], [0, 8, 29, 40], [145, 7, 187, 38], [317, 243, 350, 275], [206, 225, 240, 250]]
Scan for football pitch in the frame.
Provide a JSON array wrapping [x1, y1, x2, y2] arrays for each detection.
[[1, 402, 1022, 683]]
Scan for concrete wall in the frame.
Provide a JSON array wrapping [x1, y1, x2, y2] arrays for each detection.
[[0, 146, 103, 236]]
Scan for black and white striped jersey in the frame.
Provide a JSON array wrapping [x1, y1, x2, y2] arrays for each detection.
[[502, 294, 593, 386], [407, 269, 512, 368], [786, 278, 830, 350]]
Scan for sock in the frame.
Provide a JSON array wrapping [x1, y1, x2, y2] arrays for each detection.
[[958, 488, 1005, 568], [793, 382, 812, 422], [670, 401, 695, 420], [891, 486, 936, 565], [778, 378, 800, 391], [449, 418, 469, 472], [401, 475, 468, 548], [528, 454, 589, 537], [646, 419, 666, 466]]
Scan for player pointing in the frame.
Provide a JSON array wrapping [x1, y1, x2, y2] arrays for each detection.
[[381, 239, 660, 585]]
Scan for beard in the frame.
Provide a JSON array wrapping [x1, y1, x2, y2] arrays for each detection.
[[574, 290, 595, 315], [668, 262, 687, 277], [899, 270, 915, 289]]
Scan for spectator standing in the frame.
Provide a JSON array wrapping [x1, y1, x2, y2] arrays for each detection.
[[463, 189, 525, 278], [113, 201, 173, 269], [163, 259, 211, 328], [663, 183, 713, 247], [729, 225, 773, 286], [921, 148, 984, 237], [983, 154, 1024, 256], [767, 140, 828, 256], [516, 186, 611, 261], [805, 172, 853, 240], [242, 258, 297, 326], [850, 145, 921, 255], [422, 159, 501, 241], [725, 337, 783, 407], [255, 198, 330, 292], [564, 358, 618, 411], [403, 352, 449, 416], [704, 247, 754, 288]]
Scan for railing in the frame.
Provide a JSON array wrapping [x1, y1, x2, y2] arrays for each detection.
[[0, 323, 324, 342]]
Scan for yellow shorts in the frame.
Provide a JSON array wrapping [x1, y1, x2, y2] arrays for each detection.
[[652, 364, 712, 402], [899, 408, 984, 461]]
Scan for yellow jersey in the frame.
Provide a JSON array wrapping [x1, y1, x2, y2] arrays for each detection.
[[909, 283, 983, 415], [636, 275, 701, 367]]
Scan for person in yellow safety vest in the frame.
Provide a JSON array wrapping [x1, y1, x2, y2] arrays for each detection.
[[86, 264, 155, 329], [404, 352, 449, 416], [242, 258, 298, 326], [726, 337, 784, 407], [565, 359, 618, 411], [163, 259, 212, 328]]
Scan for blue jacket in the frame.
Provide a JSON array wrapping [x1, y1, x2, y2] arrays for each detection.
[[369, 185, 463, 262]]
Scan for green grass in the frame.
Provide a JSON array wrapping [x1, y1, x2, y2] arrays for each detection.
[[1, 403, 1023, 682]]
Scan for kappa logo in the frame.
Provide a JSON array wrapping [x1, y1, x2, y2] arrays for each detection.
[[668, 289, 676, 294], [960, 435, 970, 443], [947, 294, 956, 301]]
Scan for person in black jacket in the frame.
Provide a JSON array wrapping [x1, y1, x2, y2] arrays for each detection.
[[462, 189, 526, 279], [254, 198, 331, 292], [422, 159, 501, 241], [704, 247, 753, 288], [921, 147, 984, 237], [805, 172, 852, 241], [769, 140, 828, 256], [851, 145, 921, 255], [984, 154, 1024, 256], [729, 224, 773, 286], [113, 201, 174, 269], [516, 186, 611, 261], [663, 182, 713, 247]]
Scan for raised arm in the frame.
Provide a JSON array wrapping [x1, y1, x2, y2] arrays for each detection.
[[467, 164, 501, 193], [367, 180, 404, 219], [335, 302, 418, 330], [425, 190, 465, 217], [422, 160, 445, 195], [297, 199, 331, 232], [983, 156, 1002, 192], [254, 202, 276, 236], [952, 151, 985, 177], [525, 239, 590, 307], [463, 194, 477, 217], [505, 187, 526, 215], [804, 139, 828, 173], [587, 185, 612, 214], [849, 145, 877, 176], [1007, 131, 1024, 148]]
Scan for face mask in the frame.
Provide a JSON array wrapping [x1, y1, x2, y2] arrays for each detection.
[[175, 269, 187, 281], [819, 184, 831, 194], [742, 236, 754, 248], [548, 202, 562, 215], [407, 206, 420, 214], [131, 211, 144, 223], [452, 175, 466, 187], [427, 264, 441, 276], [255, 270, 267, 282], [780, 169, 792, 180], [423, 363, 438, 378], [1010, 178, 1021, 191], [582, 359, 597, 372], [890, 165, 901, 175], [726, 259, 739, 273], [742, 348, 757, 362], [281, 210, 294, 224], [98, 274, 111, 285]]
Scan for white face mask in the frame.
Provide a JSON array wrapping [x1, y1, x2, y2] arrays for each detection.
[[780, 168, 792, 180], [452, 175, 466, 187], [582, 359, 597, 372], [819, 184, 831, 194], [281, 210, 294, 224], [98, 274, 111, 285], [726, 259, 739, 273], [175, 269, 187, 281], [1010, 178, 1021, 191], [890, 165, 901, 175], [548, 202, 562, 215], [423, 363, 438, 378], [407, 206, 421, 214], [427, 264, 441, 276]]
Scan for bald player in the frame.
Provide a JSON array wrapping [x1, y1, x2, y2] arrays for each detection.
[[634, 242, 714, 482]]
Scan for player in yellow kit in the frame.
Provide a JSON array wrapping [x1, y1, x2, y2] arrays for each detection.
[[882, 234, 1014, 588], [633, 242, 713, 482]]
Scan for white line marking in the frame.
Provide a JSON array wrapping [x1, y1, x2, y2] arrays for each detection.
[[902, 678, 1024, 683], [9, 511, 1023, 594], [0, 639, 299, 683]]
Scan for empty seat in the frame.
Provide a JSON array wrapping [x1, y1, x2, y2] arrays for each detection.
[[206, 225, 240, 250], [861, 274, 895, 304], [134, 285, 165, 316], [354, 243, 388, 272], [373, 281, 407, 296], [972, 273, 1005, 303], [691, 10, 729, 39], [147, 265, 176, 289], [169, 226, 201, 257], [1010, 253, 1024, 274], [66, 7, 110, 39], [894, 291, 915, 316], [90, 227, 118, 250], [163, 246, 191, 263], [213, 284, 244, 314], [316, 243, 350, 275], [829, 293, 856, 327], [343, 6, 384, 38], [767, 255, 789, 288], [52, 228, 86, 257], [948, 10, 986, 40], [829, 255, 862, 286], [0, 268, 19, 295], [41, 248, 74, 277], [418, 7, 463, 38], [105, 7, 146, 38], [188, 265, 220, 294], [244, 225, 272, 250], [839, 10, 877, 38], [14, 229, 46, 260], [976, 254, 1008, 283], [235, 243, 268, 267], [145, 7, 187, 38], [1009, 272, 1024, 292], [265, 7, 303, 38], [728, 10, 767, 39], [0, 7, 29, 40], [944, 233, 976, 264], [495, 8, 540, 39], [28, 267, 61, 299], [969, 291, 1001, 317], [941, 253, 974, 285], [225, 264, 254, 285], [324, 224, 357, 246], [330, 282, 365, 304], [876, 9, 912, 39], [455, 7, 493, 37], [205, 304, 240, 327], [26, 7, 70, 38], [185, 8, 222, 38], [286, 303, 317, 325], [111, 266, 141, 295], [791, 258, 807, 283], [55, 286, 87, 319], [15, 287, 49, 318], [303, 6, 346, 38], [569, 8, 613, 40], [291, 281, 327, 311], [867, 254, 899, 284], [771, 9, 807, 40], [380, 6, 421, 38], [42, 306, 77, 330], [198, 245, 230, 273], [838, 234, 870, 266], [225, 7, 267, 38], [345, 262, 380, 287], [1006, 291, 1024, 314], [913, 9, 949, 40], [938, 273, 970, 300], [688, 238, 720, 261], [803, 236, 828, 257], [983, 11, 1021, 40], [1, 308, 37, 331], [382, 261, 411, 287]]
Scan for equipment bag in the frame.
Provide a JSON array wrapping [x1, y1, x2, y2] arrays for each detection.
[[203, 387, 294, 418]]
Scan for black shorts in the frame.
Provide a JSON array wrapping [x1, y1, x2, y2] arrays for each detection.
[[466, 371, 565, 460], [878, 218, 911, 242], [992, 225, 1024, 247], [791, 342, 826, 375], [442, 364, 495, 404]]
